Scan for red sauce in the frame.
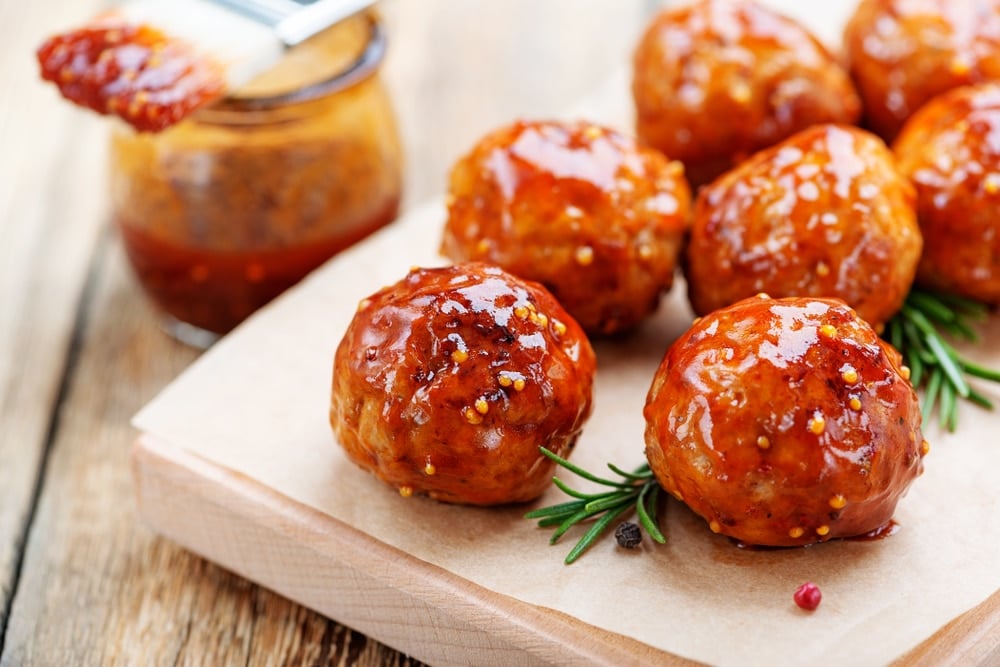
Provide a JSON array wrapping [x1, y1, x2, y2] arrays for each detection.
[[730, 539, 785, 551], [116, 197, 399, 335], [847, 519, 901, 542], [36, 20, 225, 132]]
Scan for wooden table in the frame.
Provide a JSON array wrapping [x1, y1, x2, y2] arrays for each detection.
[[0, 1, 658, 663]]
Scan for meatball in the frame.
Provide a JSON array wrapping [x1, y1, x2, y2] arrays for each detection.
[[644, 294, 927, 547], [844, 0, 1000, 142], [684, 124, 922, 330], [894, 83, 1000, 303], [440, 119, 691, 336], [329, 263, 596, 506], [632, 0, 861, 187]]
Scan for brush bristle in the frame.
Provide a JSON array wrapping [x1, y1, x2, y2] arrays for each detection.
[[118, 0, 283, 89]]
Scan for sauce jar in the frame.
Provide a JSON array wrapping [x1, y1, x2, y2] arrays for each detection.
[[109, 12, 402, 345]]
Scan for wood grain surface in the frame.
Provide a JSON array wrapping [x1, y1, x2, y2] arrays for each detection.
[[0, 1, 657, 664], [0, 0, 105, 639]]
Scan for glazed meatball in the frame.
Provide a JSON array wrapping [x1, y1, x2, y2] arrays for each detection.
[[440, 119, 691, 336], [684, 124, 922, 330], [844, 0, 1000, 142], [632, 0, 861, 187], [894, 83, 1000, 303], [644, 295, 927, 547], [329, 263, 596, 506]]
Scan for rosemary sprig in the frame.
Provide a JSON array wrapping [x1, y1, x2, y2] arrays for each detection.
[[886, 288, 999, 432], [525, 447, 665, 564]]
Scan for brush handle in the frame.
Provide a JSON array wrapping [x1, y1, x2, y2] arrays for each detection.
[[210, 0, 300, 24], [276, 0, 378, 46], [211, 0, 378, 46]]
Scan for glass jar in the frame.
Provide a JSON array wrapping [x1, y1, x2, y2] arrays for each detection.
[[110, 12, 402, 346]]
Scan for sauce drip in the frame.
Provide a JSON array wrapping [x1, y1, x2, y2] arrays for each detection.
[[729, 519, 901, 548], [847, 520, 901, 542], [37, 20, 225, 132]]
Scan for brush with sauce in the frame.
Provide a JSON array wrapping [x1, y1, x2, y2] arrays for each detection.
[[36, 0, 377, 132]]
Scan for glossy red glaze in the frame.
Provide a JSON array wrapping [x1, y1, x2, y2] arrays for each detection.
[[441, 119, 691, 336], [844, 0, 1000, 142], [633, 0, 861, 186], [330, 263, 597, 506], [644, 295, 926, 547], [894, 82, 1000, 303], [685, 124, 921, 330], [37, 19, 224, 132]]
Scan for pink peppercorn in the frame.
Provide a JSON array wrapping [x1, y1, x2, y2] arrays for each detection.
[[794, 582, 822, 611]]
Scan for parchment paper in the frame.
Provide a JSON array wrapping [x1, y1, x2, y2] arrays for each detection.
[[134, 3, 1000, 664]]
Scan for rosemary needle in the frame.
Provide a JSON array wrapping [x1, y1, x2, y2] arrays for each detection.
[[886, 288, 999, 432], [525, 447, 665, 564]]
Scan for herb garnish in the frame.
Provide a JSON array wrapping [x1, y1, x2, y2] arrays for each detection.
[[525, 447, 664, 564], [885, 288, 1000, 431]]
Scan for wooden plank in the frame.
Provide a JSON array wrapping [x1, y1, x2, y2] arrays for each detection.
[[0, 1, 657, 663], [0, 0, 108, 641], [1, 234, 411, 667]]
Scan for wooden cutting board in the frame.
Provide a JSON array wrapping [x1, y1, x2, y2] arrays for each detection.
[[131, 433, 1000, 666], [132, 435, 677, 666]]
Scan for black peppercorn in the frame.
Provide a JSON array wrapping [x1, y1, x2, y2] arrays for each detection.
[[615, 521, 642, 548]]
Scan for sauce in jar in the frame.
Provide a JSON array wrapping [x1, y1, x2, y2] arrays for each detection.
[[109, 13, 402, 343]]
